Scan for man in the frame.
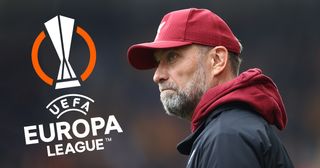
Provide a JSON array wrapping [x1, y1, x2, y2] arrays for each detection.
[[127, 8, 294, 167]]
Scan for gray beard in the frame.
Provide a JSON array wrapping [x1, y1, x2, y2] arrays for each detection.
[[159, 67, 207, 119]]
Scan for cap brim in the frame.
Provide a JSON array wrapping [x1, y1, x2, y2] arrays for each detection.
[[127, 41, 192, 70]]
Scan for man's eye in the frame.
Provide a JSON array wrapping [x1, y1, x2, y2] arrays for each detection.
[[166, 52, 178, 63]]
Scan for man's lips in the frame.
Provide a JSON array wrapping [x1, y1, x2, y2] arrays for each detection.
[[159, 88, 175, 92], [159, 83, 177, 92]]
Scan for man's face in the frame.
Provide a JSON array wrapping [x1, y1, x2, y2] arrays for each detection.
[[153, 45, 210, 120]]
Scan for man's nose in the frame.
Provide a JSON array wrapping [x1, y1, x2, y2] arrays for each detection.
[[153, 62, 169, 84]]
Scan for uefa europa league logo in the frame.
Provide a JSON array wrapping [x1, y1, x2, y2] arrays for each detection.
[[31, 15, 96, 89], [26, 15, 124, 157]]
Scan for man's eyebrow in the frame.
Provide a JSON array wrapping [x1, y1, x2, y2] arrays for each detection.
[[154, 49, 176, 62]]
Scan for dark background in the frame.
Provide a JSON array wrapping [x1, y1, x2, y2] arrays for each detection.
[[1, 0, 319, 167]]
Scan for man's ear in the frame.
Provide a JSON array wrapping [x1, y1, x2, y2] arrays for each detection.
[[208, 46, 229, 76]]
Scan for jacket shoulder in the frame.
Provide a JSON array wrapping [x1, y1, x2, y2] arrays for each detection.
[[188, 107, 293, 168], [200, 107, 272, 156], [204, 107, 270, 138]]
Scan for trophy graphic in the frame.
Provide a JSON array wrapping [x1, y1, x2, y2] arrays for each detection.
[[44, 15, 80, 89]]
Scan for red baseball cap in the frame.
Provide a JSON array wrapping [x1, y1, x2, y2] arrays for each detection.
[[127, 8, 241, 70]]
